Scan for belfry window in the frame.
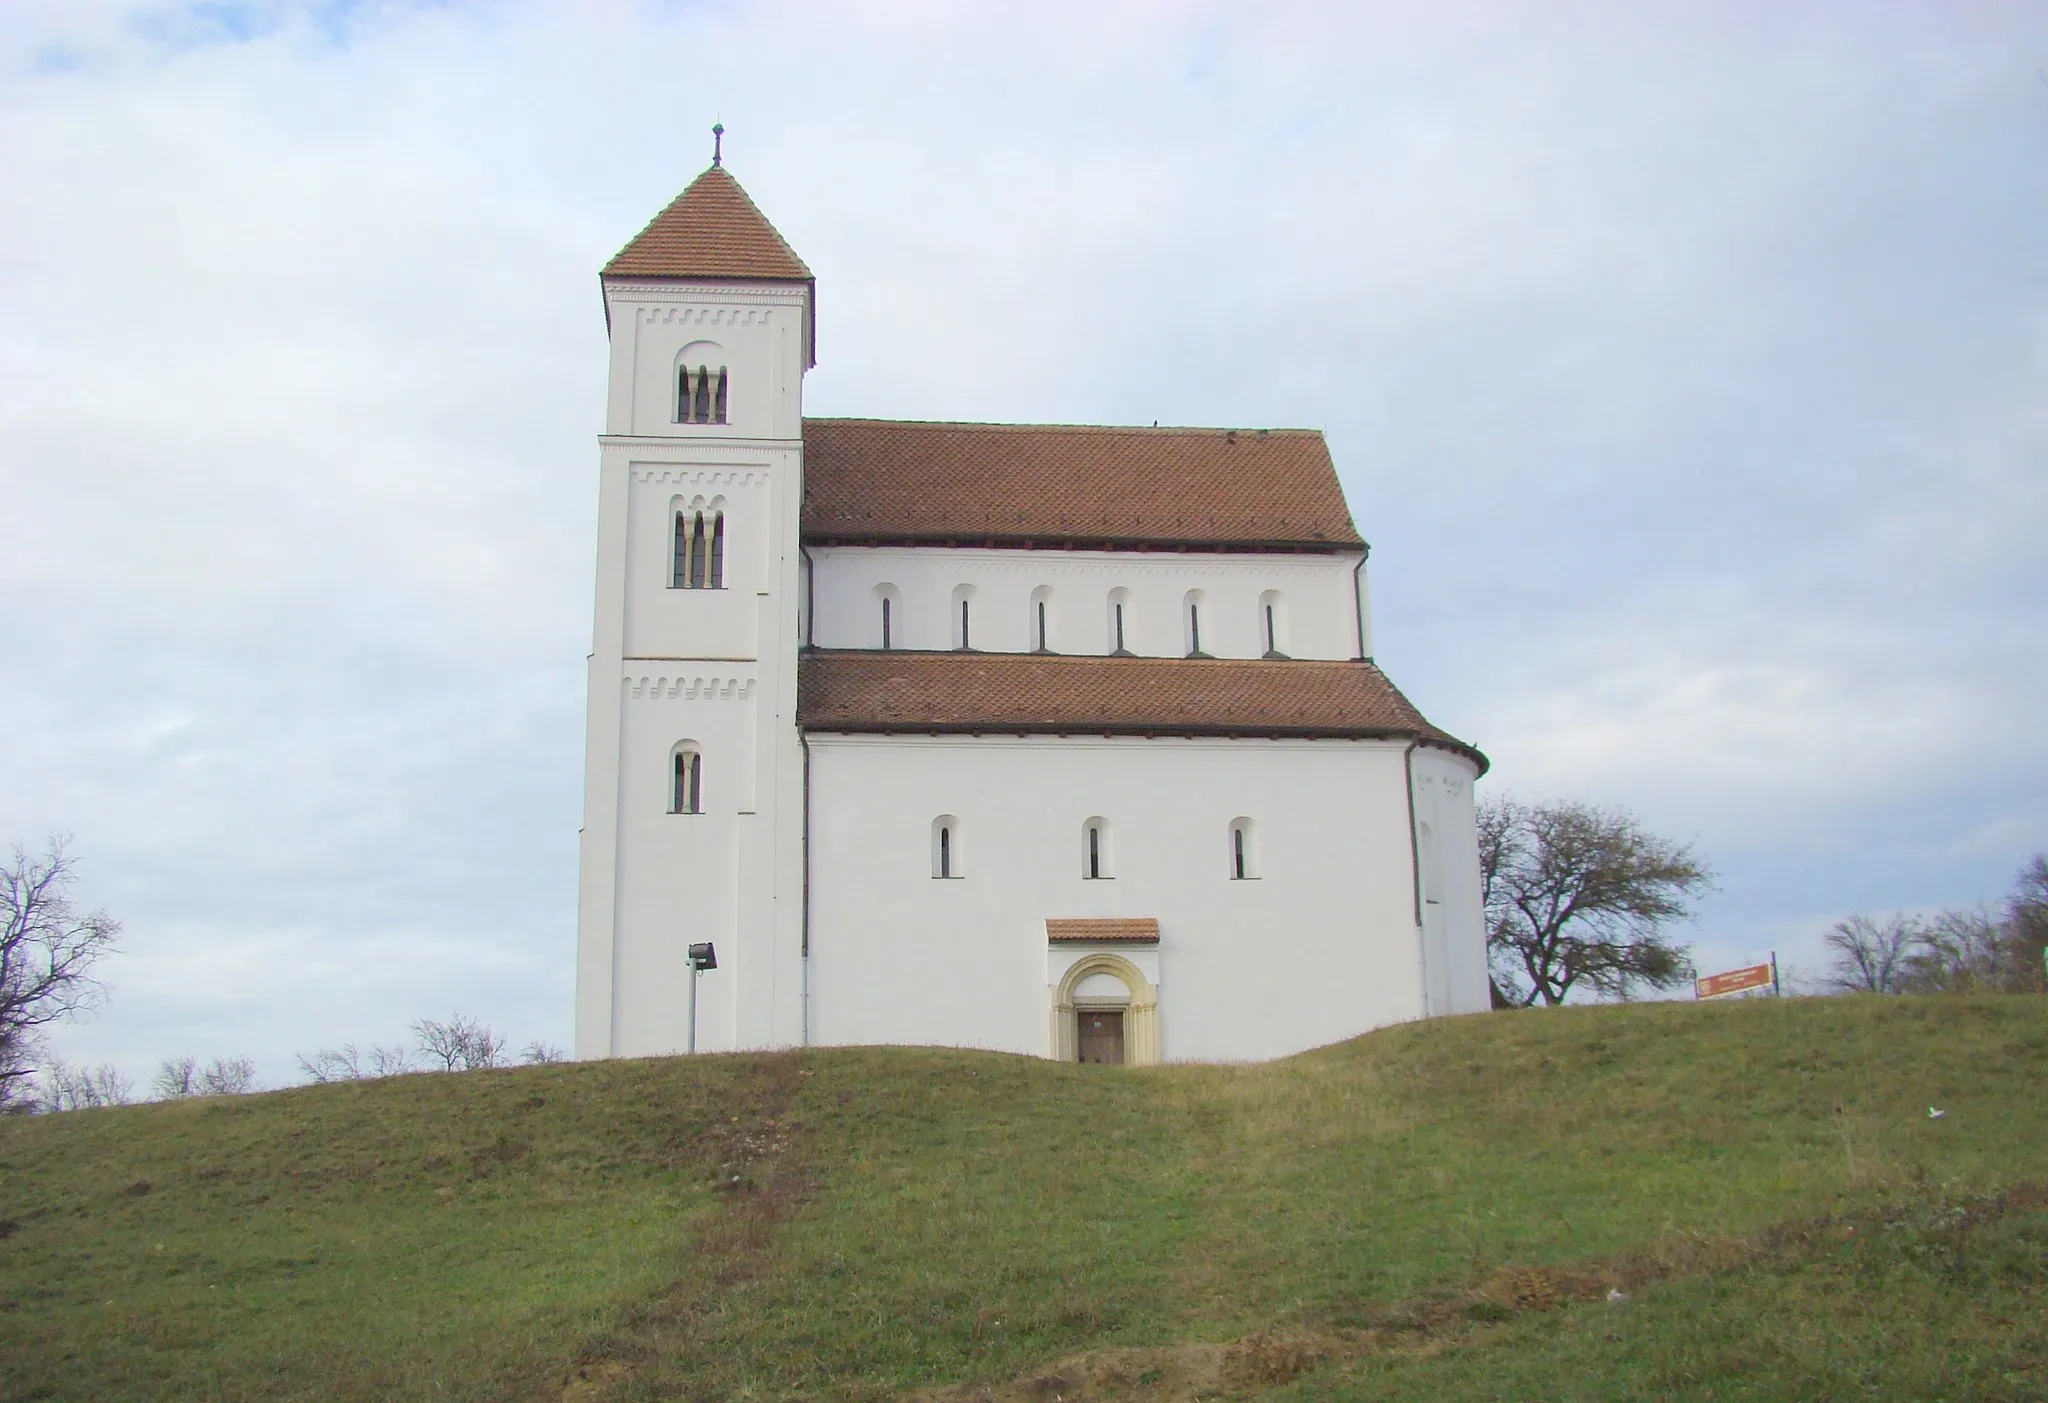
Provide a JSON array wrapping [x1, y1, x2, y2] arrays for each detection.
[[677, 364, 729, 425], [672, 748, 704, 814], [672, 510, 725, 589]]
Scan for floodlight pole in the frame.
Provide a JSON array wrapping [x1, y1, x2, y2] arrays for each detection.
[[688, 963, 700, 1055]]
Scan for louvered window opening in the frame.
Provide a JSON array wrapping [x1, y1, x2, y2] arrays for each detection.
[[673, 511, 726, 589], [678, 365, 729, 425]]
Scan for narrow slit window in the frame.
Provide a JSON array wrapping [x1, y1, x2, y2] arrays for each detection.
[[932, 815, 962, 878], [959, 599, 971, 650], [1229, 818, 1258, 879], [712, 367, 728, 424], [1115, 603, 1126, 653], [709, 512, 725, 588], [1189, 605, 1202, 656], [881, 596, 892, 649], [1265, 604, 1277, 653], [1037, 600, 1048, 651], [1089, 825, 1102, 879], [677, 366, 692, 423]]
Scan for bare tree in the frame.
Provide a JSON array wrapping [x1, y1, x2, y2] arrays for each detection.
[[153, 1054, 258, 1099], [1822, 913, 1919, 993], [1, 838, 122, 1111], [2006, 854, 2048, 983], [412, 1015, 505, 1072], [520, 1041, 566, 1065], [1479, 796, 1712, 1007], [37, 1058, 132, 1112]]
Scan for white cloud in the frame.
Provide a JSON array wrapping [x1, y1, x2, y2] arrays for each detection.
[[2, 1, 2045, 1078]]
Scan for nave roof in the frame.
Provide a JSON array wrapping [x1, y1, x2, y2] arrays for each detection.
[[801, 419, 1364, 553], [796, 650, 1484, 771]]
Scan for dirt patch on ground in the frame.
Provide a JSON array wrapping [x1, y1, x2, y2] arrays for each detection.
[[553, 1051, 815, 1402], [901, 1182, 2048, 1403]]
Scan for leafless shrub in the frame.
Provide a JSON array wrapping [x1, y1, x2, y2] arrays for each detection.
[[520, 1041, 566, 1065], [297, 1043, 365, 1083], [37, 1058, 132, 1112], [154, 1054, 258, 1099], [413, 1015, 505, 1072]]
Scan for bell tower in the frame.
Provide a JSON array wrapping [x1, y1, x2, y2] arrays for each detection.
[[574, 137, 814, 1058]]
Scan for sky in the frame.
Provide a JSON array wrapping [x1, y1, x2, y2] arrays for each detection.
[[2, 0, 2044, 1088]]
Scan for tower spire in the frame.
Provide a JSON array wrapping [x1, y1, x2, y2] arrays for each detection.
[[712, 122, 724, 168]]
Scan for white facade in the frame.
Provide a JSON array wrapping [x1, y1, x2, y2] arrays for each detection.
[[575, 176, 1490, 1066]]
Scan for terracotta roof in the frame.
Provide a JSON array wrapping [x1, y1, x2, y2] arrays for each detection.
[[797, 651, 1485, 770], [800, 419, 1363, 552], [1046, 918, 1161, 945], [604, 166, 811, 282]]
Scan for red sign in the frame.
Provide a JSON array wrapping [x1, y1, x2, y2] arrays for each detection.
[[1696, 962, 1774, 1000]]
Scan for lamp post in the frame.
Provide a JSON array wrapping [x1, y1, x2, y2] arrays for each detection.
[[686, 942, 717, 1054]]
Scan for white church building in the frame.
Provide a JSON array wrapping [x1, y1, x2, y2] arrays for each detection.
[[574, 151, 1490, 1067]]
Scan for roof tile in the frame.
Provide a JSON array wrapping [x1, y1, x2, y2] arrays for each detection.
[[801, 419, 1361, 551], [1046, 918, 1161, 944], [604, 166, 811, 281], [797, 650, 1484, 770]]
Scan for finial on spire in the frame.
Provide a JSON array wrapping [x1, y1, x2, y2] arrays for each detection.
[[711, 123, 724, 168]]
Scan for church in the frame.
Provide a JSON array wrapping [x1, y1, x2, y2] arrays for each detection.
[[573, 146, 1491, 1066]]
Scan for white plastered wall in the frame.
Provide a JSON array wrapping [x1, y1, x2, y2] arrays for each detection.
[[576, 278, 811, 1061], [804, 734, 1432, 1062], [807, 547, 1369, 660], [1408, 745, 1491, 1016]]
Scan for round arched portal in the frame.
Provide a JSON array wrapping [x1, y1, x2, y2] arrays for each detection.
[[1051, 953, 1160, 1066]]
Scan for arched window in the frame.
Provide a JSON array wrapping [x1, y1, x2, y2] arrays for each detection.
[[1259, 589, 1288, 659], [1030, 586, 1055, 653], [676, 364, 729, 425], [873, 584, 902, 650], [1107, 588, 1133, 656], [671, 507, 726, 589], [1228, 817, 1258, 879], [950, 585, 976, 651], [932, 815, 961, 879], [671, 746, 704, 815], [1183, 589, 1209, 658], [675, 341, 730, 426], [1083, 817, 1112, 879]]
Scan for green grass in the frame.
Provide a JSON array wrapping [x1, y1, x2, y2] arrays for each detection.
[[2, 996, 2045, 1401]]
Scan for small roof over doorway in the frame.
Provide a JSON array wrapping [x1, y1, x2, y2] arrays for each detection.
[[1046, 918, 1160, 945]]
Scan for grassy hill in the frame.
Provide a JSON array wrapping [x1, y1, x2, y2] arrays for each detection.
[[3, 996, 2046, 1402]]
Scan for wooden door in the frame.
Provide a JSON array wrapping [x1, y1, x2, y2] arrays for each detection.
[[1077, 1010, 1125, 1066]]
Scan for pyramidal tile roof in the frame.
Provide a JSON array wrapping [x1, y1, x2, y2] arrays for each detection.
[[603, 165, 811, 282]]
